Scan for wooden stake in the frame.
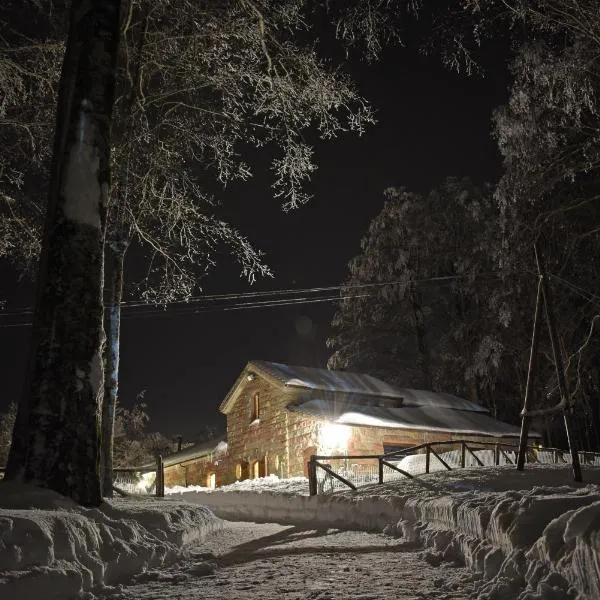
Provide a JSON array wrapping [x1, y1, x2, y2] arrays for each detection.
[[534, 243, 582, 482], [517, 276, 543, 470], [156, 455, 165, 497]]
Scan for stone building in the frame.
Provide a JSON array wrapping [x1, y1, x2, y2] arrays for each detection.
[[162, 436, 229, 489], [218, 360, 537, 480]]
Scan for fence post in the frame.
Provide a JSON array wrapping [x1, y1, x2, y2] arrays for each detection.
[[156, 455, 164, 498], [460, 442, 466, 468], [425, 445, 430, 474], [494, 444, 500, 466], [308, 456, 317, 496], [378, 457, 384, 484]]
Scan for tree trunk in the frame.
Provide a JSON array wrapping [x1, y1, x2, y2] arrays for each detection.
[[591, 390, 600, 451], [101, 238, 128, 497], [6, 0, 121, 507]]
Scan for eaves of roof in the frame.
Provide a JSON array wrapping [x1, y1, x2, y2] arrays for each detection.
[[218, 360, 285, 415]]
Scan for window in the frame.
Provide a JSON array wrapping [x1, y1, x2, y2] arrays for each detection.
[[238, 461, 250, 481], [383, 441, 414, 457], [206, 472, 216, 489], [250, 392, 260, 422]]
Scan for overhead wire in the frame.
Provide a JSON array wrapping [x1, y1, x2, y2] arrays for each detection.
[[550, 274, 600, 307], [0, 271, 502, 327], [118, 274, 482, 318], [15, 270, 599, 328], [118, 273, 473, 309]]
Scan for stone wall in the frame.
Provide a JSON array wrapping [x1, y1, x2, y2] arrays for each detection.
[[225, 376, 319, 479], [346, 425, 514, 457], [164, 453, 231, 488]]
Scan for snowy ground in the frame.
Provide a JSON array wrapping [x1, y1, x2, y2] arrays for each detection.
[[4, 465, 600, 599], [96, 520, 482, 600], [170, 465, 600, 600]]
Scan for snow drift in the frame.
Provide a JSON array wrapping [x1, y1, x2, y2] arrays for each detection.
[[0, 483, 221, 600]]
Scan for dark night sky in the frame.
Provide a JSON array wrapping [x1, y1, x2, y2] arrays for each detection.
[[0, 43, 509, 441]]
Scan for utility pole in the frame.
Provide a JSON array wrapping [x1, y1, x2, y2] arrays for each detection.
[[534, 242, 582, 482], [517, 277, 543, 470]]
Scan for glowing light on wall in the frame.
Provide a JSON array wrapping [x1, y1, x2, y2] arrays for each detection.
[[318, 422, 350, 453], [135, 471, 156, 493]]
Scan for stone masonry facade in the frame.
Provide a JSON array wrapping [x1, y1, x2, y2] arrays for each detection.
[[225, 375, 319, 479], [163, 452, 231, 488], [221, 374, 520, 483]]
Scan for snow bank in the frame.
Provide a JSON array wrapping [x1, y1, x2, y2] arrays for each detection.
[[167, 474, 310, 496], [170, 466, 600, 599], [0, 483, 222, 600]]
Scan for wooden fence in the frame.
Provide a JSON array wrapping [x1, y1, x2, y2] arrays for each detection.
[[0, 454, 166, 498], [307, 440, 600, 496], [111, 454, 165, 497]]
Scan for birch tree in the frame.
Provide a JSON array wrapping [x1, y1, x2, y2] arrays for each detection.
[[5, 0, 122, 506], [98, 0, 376, 494], [1, 0, 395, 503]]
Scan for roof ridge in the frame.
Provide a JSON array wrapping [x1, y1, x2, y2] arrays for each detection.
[[252, 359, 402, 387], [254, 359, 389, 381]]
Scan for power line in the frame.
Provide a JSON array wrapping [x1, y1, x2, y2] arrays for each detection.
[[122, 293, 373, 320], [550, 274, 600, 307], [1, 272, 498, 326], [119, 273, 472, 309], [0, 292, 373, 328]]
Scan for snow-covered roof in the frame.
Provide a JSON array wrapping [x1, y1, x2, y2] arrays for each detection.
[[220, 360, 412, 414], [161, 436, 227, 468], [385, 387, 488, 412], [220, 360, 494, 415], [253, 360, 405, 398], [287, 397, 540, 438]]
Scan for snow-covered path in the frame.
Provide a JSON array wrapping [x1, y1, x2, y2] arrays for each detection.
[[100, 521, 482, 599]]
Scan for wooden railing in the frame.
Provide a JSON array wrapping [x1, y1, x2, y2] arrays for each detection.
[[307, 440, 600, 496], [113, 455, 165, 497], [0, 456, 166, 498]]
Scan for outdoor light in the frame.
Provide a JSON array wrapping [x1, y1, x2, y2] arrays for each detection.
[[318, 422, 350, 453], [246, 372, 256, 381], [135, 471, 156, 493]]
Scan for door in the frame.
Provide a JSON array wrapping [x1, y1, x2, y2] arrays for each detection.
[[303, 446, 317, 477], [259, 456, 267, 478]]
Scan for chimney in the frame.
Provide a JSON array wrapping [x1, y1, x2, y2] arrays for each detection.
[[174, 435, 183, 452]]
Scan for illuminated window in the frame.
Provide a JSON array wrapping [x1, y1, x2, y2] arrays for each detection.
[[252, 460, 260, 479], [250, 392, 260, 422], [235, 464, 242, 480]]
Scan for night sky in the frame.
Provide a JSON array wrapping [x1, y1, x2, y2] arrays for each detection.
[[0, 43, 509, 441]]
